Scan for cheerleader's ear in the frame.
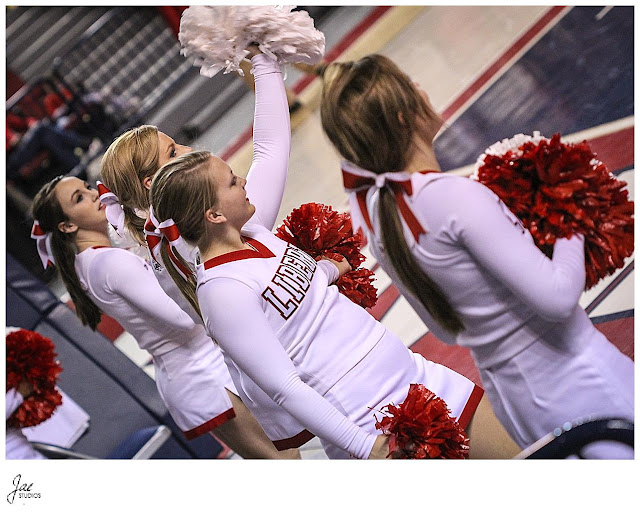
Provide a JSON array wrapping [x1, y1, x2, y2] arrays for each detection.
[[58, 220, 79, 234], [142, 175, 153, 191], [205, 207, 226, 225]]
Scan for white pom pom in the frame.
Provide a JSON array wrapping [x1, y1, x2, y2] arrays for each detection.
[[179, 5, 325, 77]]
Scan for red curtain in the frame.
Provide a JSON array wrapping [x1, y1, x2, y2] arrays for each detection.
[[157, 6, 188, 39]]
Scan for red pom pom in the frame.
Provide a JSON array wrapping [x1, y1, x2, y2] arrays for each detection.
[[336, 269, 378, 309], [375, 384, 470, 459], [276, 203, 378, 307], [6, 329, 63, 428], [475, 133, 634, 289]]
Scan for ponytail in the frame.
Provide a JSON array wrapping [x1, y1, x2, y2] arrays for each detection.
[[32, 177, 102, 330], [122, 205, 147, 246], [378, 187, 464, 334], [159, 241, 202, 321], [149, 151, 219, 322], [101, 125, 160, 247], [52, 231, 102, 330]]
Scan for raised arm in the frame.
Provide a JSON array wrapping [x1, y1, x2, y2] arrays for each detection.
[[199, 277, 378, 459], [424, 178, 585, 321], [93, 251, 198, 333], [244, 53, 291, 230]]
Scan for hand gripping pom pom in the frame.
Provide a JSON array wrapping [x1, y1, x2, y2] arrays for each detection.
[[179, 5, 325, 77], [275, 203, 378, 308], [472, 132, 634, 290], [375, 384, 470, 459], [6, 329, 63, 428]]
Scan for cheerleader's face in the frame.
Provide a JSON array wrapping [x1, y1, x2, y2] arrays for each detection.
[[205, 156, 255, 230], [143, 133, 193, 191], [157, 132, 192, 169], [55, 177, 108, 234]]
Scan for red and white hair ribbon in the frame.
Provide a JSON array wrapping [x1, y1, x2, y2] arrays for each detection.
[[144, 206, 163, 264], [31, 220, 55, 269], [144, 206, 195, 281], [341, 160, 430, 242], [96, 181, 125, 236]]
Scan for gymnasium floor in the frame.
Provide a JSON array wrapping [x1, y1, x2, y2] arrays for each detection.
[[7, 6, 637, 514], [70, 6, 634, 459]]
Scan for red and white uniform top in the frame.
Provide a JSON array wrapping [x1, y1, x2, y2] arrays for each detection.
[[140, 52, 317, 445], [196, 222, 387, 459], [346, 169, 588, 369], [75, 246, 208, 357]]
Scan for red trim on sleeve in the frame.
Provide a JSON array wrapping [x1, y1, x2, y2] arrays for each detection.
[[272, 429, 315, 450], [457, 384, 484, 429], [203, 238, 275, 269], [183, 408, 236, 440]]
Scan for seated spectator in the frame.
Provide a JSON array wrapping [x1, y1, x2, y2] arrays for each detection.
[[6, 118, 101, 181]]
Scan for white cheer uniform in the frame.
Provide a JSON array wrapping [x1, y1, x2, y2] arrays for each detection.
[[139, 52, 313, 448], [348, 171, 634, 457], [75, 246, 236, 440], [6, 389, 46, 460], [196, 222, 482, 459]]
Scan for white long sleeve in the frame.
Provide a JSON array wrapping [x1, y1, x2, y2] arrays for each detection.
[[244, 53, 291, 230], [198, 277, 377, 459], [92, 249, 197, 333], [317, 260, 340, 284], [76, 247, 204, 356], [424, 177, 586, 321], [6, 389, 23, 420]]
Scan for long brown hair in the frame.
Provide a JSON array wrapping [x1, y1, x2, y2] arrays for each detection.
[[31, 176, 102, 330], [320, 54, 464, 334], [150, 151, 219, 319], [100, 125, 160, 245]]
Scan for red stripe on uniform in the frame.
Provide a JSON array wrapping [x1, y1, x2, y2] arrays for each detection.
[[203, 238, 275, 269], [183, 408, 236, 441], [457, 384, 484, 430], [272, 429, 315, 450]]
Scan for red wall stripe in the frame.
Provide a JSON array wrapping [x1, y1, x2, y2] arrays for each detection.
[[441, 6, 567, 121], [587, 126, 634, 173]]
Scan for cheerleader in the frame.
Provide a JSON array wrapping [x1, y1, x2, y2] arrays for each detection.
[[319, 54, 634, 457], [99, 48, 318, 452], [30, 175, 298, 459], [148, 149, 520, 460]]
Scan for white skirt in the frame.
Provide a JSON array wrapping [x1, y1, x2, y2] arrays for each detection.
[[153, 335, 237, 440], [478, 327, 634, 458], [320, 329, 483, 459]]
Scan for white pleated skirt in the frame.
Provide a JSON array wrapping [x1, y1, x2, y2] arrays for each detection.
[[153, 335, 237, 440]]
